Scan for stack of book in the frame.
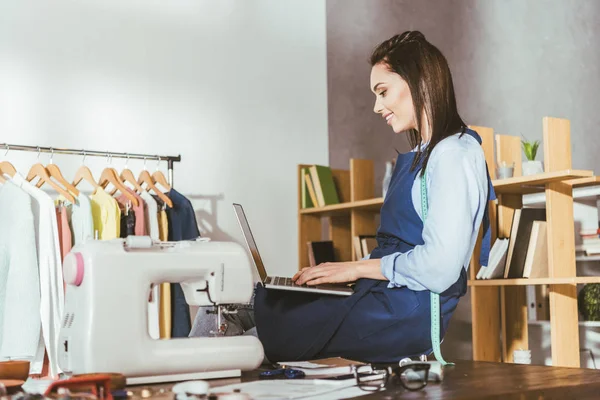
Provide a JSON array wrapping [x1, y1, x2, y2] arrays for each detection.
[[476, 208, 548, 279], [301, 165, 340, 208], [576, 229, 600, 256], [353, 235, 377, 260]]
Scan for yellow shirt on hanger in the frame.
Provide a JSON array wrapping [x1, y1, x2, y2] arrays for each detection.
[[90, 188, 121, 240], [158, 209, 171, 339]]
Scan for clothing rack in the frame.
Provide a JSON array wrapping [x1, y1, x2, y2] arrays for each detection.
[[0, 143, 181, 186]]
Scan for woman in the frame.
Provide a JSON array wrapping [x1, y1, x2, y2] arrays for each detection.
[[193, 31, 495, 363]]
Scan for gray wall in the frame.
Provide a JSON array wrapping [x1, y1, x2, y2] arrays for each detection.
[[327, 0, 600, 361]]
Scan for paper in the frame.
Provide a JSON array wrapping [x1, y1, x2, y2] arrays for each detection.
[[21, 378, 54, 394], [212, 379, 364, 400]]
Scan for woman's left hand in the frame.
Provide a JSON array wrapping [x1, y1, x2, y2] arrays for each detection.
[[293, 262, 359, 286]]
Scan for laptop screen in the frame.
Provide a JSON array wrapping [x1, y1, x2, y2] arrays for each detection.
[[233, 203, 268, 282]]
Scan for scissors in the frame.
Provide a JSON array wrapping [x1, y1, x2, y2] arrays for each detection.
[[259, 368, 306, 379]]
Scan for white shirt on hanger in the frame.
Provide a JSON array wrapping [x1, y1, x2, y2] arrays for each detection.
[[140, 190, 160, 339], [140, 190, 159, 241], [11, 173, 64, 377], [0, 180, 41, 364], [60, 193, 94, 246]]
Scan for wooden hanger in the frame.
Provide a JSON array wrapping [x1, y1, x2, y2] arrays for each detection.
[[109, 155, 145, 196], [0, 161, 16, 184], [72, 152, 101, 190], [38, 149, 80, 196], [0, 145, 17, 183], [26, 162, 76, 203], [152, 158, 172, 192], [99, 166, 139, 207], [138, 160, 173, 208]]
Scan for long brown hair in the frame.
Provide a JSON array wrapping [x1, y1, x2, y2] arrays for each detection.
[[370, 31, 466, 175]]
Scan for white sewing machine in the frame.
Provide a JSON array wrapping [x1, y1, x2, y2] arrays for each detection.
[[58, 237, 264, 384]]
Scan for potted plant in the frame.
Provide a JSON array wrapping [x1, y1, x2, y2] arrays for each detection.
[[521, 136, 543, 176]]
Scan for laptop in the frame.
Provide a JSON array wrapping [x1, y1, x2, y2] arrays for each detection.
[[233, 203, 354, 296]]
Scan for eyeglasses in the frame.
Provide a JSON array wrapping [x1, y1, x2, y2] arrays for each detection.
[[351, 362, 430, 392]]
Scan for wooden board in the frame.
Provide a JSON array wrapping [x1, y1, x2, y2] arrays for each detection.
[[331, 169, 351, 204], [350, 158, 374, 202], [543, 116, 572, 172], [468, 276, 600, 286], [496, 134, 522, 177], [470, 125, 496, 179], [546, 180, 580, 367], [329, 215, 352, 263], [492, 169, 593, 194], [299, 197, 384, 216], [501, 286, 528, 362]]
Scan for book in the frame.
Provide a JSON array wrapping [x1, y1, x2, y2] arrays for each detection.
[[522, 221, 548, 278], [503, 209, 522, 278], [304, 172, 318, 208], [479, 238, 509, 279], [309, 165, 340, 207], [506, 208, 546, 279], [307, 241, 336, 267], [300, 168, 314, 209], [277, 357, 368, 377], [353, 236, 363, 260], [477, 238, 502, 279], [360, 236, 377, 257]]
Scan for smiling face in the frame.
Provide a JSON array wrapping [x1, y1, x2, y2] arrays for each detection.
[[370, 63, 417, 134]]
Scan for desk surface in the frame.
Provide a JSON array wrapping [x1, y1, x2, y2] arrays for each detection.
[[128, 360, 600, 399]]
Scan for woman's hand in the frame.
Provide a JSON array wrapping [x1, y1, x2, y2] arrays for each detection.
[[293, 262, 360, 286], [292, 259, 386, 286]]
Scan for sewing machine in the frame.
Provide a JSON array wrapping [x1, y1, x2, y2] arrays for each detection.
[[58, 237, 264, 384]]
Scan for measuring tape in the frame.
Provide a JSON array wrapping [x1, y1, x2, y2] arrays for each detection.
[[420, 170, 454, 366]]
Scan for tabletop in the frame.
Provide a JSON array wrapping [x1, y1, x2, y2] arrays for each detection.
[[127, 360, 600, 399]]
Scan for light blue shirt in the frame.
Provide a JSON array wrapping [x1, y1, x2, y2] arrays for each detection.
[[379, 133, 489, 294]]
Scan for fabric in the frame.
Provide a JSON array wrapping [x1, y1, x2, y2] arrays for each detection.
[[0, 181, 41, 366], [6, 173, 64, 377], [139, 192, 161, 339], [155, 199, 171, 339], [379, 132, 493, 292], [140, 191, 159, 241], [90, 188, 121, 240], [58, 194, 93, 246], [254, 128, 493, 363], [119, 207, 136, 238], [55, 205, 72, 262], [117, 188, 146, 236], [165, 189, 200, 338]]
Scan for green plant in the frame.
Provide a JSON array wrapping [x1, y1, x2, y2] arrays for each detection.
[[578, 284, 600, 321], [521, 137, 540, 161]]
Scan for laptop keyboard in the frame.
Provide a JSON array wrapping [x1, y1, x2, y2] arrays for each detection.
[[267, 276, 307, 288]]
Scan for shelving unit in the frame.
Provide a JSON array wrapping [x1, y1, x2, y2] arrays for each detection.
[[469, 117, 597, 368], [297, 116, 598, 369], [297, 159, 381, 269]]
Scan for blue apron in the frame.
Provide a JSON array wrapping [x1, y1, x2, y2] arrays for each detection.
[[255, 128, 495, 363]]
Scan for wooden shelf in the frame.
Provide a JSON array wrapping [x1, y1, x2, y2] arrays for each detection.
[[492, 169, 593, 194], [299, 197, 384, 216], [469, 118, 596, 368], [469, 276, 600, 286]]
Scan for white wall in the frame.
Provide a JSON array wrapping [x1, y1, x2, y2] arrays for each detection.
[[0, 0, 329, 277]]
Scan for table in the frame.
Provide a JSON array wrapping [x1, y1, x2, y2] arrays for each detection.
[[128, 361, 600, 399]]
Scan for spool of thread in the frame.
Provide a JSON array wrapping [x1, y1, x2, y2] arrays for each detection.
[[513, 349, 532, 364]]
